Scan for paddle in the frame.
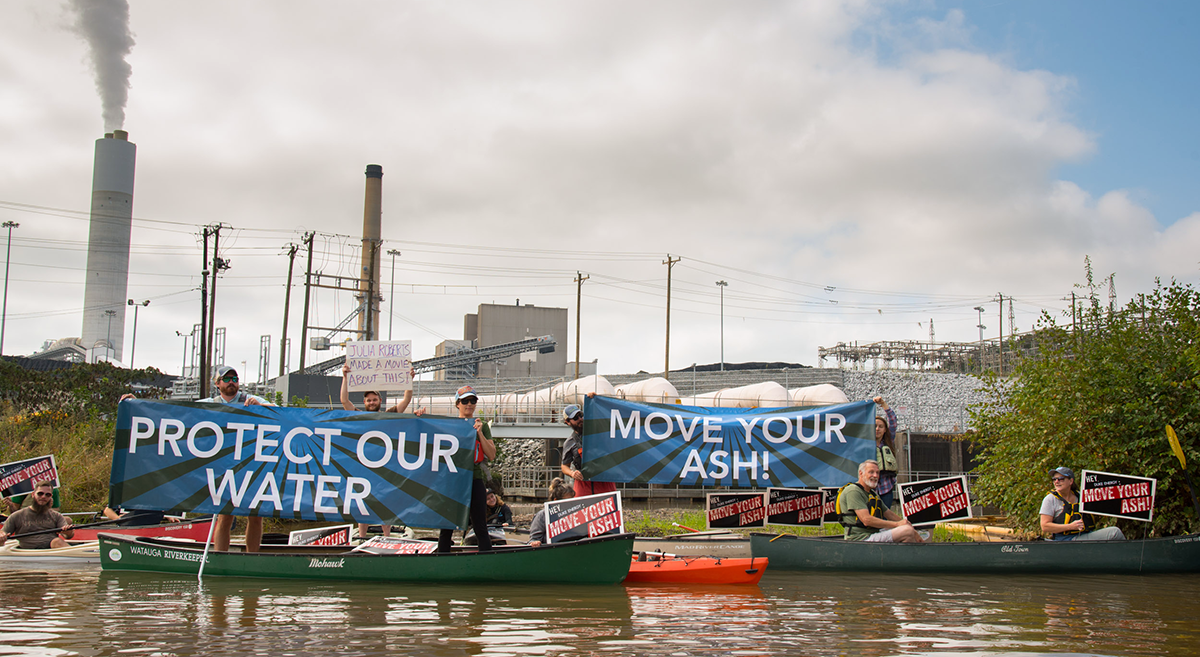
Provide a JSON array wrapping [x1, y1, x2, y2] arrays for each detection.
[[3, 516, 127, 540], [1166, 425, 1200, 526]]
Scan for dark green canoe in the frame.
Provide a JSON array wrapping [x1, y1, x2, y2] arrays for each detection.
[[99, 532, 634, 584], [750, 532, 1200, 574]]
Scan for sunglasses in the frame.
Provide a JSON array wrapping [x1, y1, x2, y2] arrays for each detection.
[[34, 492, 53, 498], [460, 398, 478, 404], [1051, 476, 1068, 482], [221, 375, 238, 382]]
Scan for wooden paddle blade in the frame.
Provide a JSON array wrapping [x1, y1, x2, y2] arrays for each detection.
[[1167, 425, 1187, 469]]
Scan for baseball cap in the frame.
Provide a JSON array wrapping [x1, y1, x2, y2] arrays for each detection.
[[454, 385, 478, 403], [562, 404, 582, 421], [213, 365, 238, 382], [1049, 467, 1075, 479]]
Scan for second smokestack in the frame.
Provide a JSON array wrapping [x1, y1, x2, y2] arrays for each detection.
[[359, 164, 383, 340]]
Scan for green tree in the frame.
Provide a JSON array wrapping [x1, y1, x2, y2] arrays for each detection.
[[969, 273, 1200, 537]]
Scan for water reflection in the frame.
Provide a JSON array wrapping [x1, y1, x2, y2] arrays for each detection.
[[1, 564, 1198, 657]]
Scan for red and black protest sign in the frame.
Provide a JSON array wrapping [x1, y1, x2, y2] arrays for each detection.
[[820, 486, 840, 524], [898, 475, 972, 526], [1080, 470, 1156, 522], [766, 488, 825, 526], [352, 536, 438, 554], [706, 491, 767, 529], [288, 524, 353, 546], [545, 491, 624, 544], [0, 455, 59, 499]]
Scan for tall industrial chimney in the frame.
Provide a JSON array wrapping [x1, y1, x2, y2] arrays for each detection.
[[81, 130, 136, 362], [358, 164, 383, 340]]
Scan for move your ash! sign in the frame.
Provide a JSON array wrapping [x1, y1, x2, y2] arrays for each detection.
[[898, 475, 972, 527], [544, 491, 624, 544], [1080, 470, 1156, 522], [707, 491, 767, 529], [766, 488, 825, 527]]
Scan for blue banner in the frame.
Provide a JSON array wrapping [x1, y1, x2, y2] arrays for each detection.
[[582, 397, 875, 488], [111, 400, 477, 529]]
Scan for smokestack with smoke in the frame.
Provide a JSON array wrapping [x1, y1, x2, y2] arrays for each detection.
[[69, 0, 135, 131]]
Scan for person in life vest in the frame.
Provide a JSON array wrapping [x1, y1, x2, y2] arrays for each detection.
[[560, 396, 617, 497], [1038, 467, 1126, 541], [437, 385, 497, 553], [838, 460, 924, 542], [873, 396, 901, 511]]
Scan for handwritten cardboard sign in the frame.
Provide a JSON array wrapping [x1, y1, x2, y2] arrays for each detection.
[[545, 491, 624, 544], [0, 455, 59, 499], [1080, 469, 1156, 522], [289, 524, 353, 546], [766, 488, 825, 526], [345, 340, 413, 392], [706, 491, 767, 529], [898, 475, 972, 526]]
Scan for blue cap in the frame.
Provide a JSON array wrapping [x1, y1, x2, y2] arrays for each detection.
[[562, 404, 582, 421], [1049, 467, 1075, 479]]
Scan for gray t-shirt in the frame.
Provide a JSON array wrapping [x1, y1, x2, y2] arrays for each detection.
[[3, 507, 70, 549], [1039, 493, 1066, 521], [198, 391, 269, 405]]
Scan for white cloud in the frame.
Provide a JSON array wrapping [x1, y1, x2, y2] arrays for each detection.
[[0, 1, 1194, 378]]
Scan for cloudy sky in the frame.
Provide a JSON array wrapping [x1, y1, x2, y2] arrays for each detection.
[[1, 0, 1197, 381]]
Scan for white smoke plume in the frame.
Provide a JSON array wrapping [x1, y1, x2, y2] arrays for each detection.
[[69, 0, 135, 131]]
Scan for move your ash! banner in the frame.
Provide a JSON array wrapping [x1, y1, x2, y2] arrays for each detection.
[[1080, 469, 1156, 522], [582, 397, 876, 488], [0, 455, 59, 499], [111, 400, 478, 529], [898, 475, 972, 526], [545, 491, 624, 544]]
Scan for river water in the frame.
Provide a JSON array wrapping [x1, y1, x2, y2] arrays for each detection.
[[3, 564, 1198, 656]]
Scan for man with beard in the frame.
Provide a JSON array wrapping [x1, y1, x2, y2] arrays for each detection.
[[339, 363, 414, 414], [560, 398, 617, 498], [838, 460, 924, 543], [0, 481, 75, 549], [198, 365, 274, 552]]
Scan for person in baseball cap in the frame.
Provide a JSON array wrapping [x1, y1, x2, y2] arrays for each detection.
[[559, 397, 615, 497], [1038, 466, 1125, 542]]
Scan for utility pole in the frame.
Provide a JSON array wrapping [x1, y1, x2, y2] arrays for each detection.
[[663, 255, 681, 380], [716, 280, 727, 371], [279, 242, 299, 377], [127, 299, 149, 368], [0, 221, 18, 357], [574, 271, 589, 380], [207, 225, 230, 374], [997, 293, 1004, 374], [388, 249, 401, 340], [973, 305, 985, 374], [199, 227, 210, 398], [298, 232, 315, 372]]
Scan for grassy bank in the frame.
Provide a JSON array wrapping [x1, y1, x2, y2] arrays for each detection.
[[0, 411, 114, 514]]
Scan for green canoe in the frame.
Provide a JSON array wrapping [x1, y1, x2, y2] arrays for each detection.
[[750, 532, 1200, 574], [99, 532, 635, 584]]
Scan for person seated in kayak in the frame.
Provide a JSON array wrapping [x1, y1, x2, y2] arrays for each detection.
[[485, 489, 513, 528], [1039, 467, 1126, 541], [838, 460, 924, 543], [0, 480, 75, 549], [528, 477, 573, 547]]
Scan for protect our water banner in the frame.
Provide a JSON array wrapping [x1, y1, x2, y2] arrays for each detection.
[[582, 397, 875, 488], [111, 400, 477, 529]]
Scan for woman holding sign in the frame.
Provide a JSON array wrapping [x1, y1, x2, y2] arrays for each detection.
[[437, 386, 497, 553], [1039, 467, 1126, 541]]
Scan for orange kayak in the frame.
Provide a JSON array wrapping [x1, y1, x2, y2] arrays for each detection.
[[624, 552, 767, 585]]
